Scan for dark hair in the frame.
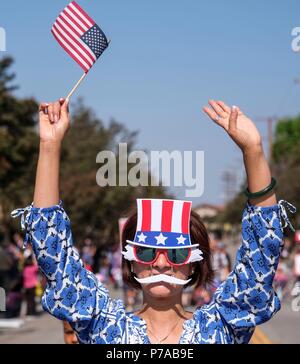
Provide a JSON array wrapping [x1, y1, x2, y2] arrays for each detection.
[[121, 209, 213, 290]]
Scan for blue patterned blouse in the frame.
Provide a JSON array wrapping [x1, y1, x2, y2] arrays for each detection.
[[11, 200, 295, 344]]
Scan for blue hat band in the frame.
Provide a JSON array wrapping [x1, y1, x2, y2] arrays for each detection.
[[133, 231, 191, 248]]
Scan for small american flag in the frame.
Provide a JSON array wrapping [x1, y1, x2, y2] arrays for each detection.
[[51, 1, 109, 73]]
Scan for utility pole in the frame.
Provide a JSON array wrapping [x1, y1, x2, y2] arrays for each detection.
[[222, 170, 237, 203], [256, 116, 278, 163]]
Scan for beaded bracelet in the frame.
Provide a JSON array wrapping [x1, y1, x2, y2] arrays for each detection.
[[244, 177, 277, 199]]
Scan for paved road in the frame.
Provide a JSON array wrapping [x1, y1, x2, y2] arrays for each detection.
[[0, 284, 124, 344], [0, 313, 63, 344]]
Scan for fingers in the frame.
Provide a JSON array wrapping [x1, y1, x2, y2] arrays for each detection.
[[39, 98, 68, 123], [60, 98, 69, 118], [228, 106, 239, 133], [203, 106, 219, 122], [52, 101, 62, 123], [39, 103, 49, 114], [203, 100, 240, 131], [203, 100, 228, 128], [47, 103, 55, 123], [216, 101, 231, 114], [208, 100, 227, 118]]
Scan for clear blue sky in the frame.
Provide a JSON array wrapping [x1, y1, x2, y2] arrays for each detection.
[[1, 0, 300, 205]]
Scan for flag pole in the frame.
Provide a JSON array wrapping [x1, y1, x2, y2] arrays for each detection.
[[66, 72, 87, 101], [65, 38, 110, 101]]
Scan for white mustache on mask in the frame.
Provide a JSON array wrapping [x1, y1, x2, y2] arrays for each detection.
[[134, 273, 192, 285]]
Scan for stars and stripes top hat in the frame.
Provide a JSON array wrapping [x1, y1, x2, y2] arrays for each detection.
[[126, 199, 199, 249]]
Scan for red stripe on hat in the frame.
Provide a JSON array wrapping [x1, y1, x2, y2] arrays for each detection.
[[181, 202, 191, 234], [141, 200, 151, 231], [161, 200, 174, 232]]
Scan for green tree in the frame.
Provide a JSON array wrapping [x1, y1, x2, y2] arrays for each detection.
[[273, 117, 300, 228], [217, 191, 245, 225], [273, 115, 300, 162], [0, 57, 38, 243]]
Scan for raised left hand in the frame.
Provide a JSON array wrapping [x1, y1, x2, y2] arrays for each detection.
[[203, 100, 262, 153], [39, 98, 70, 145]]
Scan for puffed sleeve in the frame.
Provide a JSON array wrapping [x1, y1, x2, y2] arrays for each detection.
[[212, 200, 296, 343], [11, 202, 126, 343]]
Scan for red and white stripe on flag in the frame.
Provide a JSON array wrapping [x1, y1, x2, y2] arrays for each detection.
[[51, 1, 97, 72], [136, 199, 192, 234]]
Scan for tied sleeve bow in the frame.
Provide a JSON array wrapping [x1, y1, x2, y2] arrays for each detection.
[[11, 203, 34, 248], [278, 200, 297, 232]]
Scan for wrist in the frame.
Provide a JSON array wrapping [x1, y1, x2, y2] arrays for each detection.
[[40, 140, 62, 153], [242, 144, 264, 157]]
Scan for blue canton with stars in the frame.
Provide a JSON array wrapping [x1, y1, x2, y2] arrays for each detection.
[[81, 24, 108, 59], [11, 200, 295, 343]]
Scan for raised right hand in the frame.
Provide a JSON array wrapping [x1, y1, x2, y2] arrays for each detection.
[[39, 98, 70, 144], [203, 100, 262, 154]]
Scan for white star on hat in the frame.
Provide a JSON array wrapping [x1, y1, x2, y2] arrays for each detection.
[[155, 233, 167, 245], [137, 233, 147, 243], [176, 235, 186, 245]]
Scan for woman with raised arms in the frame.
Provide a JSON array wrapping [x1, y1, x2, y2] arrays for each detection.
[[12, 98, 295, 344]]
